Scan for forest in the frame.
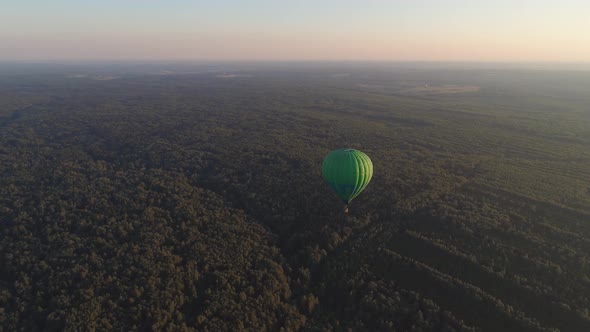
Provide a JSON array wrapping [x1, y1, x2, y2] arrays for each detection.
[[1, 62, 590, 331]]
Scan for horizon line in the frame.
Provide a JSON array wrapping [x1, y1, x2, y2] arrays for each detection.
[[2, 59, 590, 65]]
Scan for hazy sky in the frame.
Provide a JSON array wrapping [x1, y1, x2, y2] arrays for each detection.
[[2, 0, 589, 62]]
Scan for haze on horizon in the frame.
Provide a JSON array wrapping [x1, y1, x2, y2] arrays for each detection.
[[2, 0, 589, 63]]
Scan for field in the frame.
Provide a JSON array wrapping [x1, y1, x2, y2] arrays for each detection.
[[1, 62, 589, 331]]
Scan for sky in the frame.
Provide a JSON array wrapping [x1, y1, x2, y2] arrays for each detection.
[[2, 0, 589, 62]]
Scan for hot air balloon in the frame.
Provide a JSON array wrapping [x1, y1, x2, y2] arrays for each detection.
[[322, 149, 373, 214]]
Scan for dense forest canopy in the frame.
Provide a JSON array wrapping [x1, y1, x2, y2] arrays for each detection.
[[1, 63, 590, 331]]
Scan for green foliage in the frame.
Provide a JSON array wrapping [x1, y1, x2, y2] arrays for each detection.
[[1, 64, 590, 331]]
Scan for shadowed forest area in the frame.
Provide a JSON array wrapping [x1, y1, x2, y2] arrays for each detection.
[[1, 63, 590, 331]]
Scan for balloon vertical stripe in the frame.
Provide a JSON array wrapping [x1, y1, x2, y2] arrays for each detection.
[[322, 149, 373, 204]]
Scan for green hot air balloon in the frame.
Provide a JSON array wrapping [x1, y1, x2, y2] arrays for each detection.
[[322, 149, 373, 213]]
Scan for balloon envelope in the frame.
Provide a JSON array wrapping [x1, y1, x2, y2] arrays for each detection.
[[322, 149, 373, 204]]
